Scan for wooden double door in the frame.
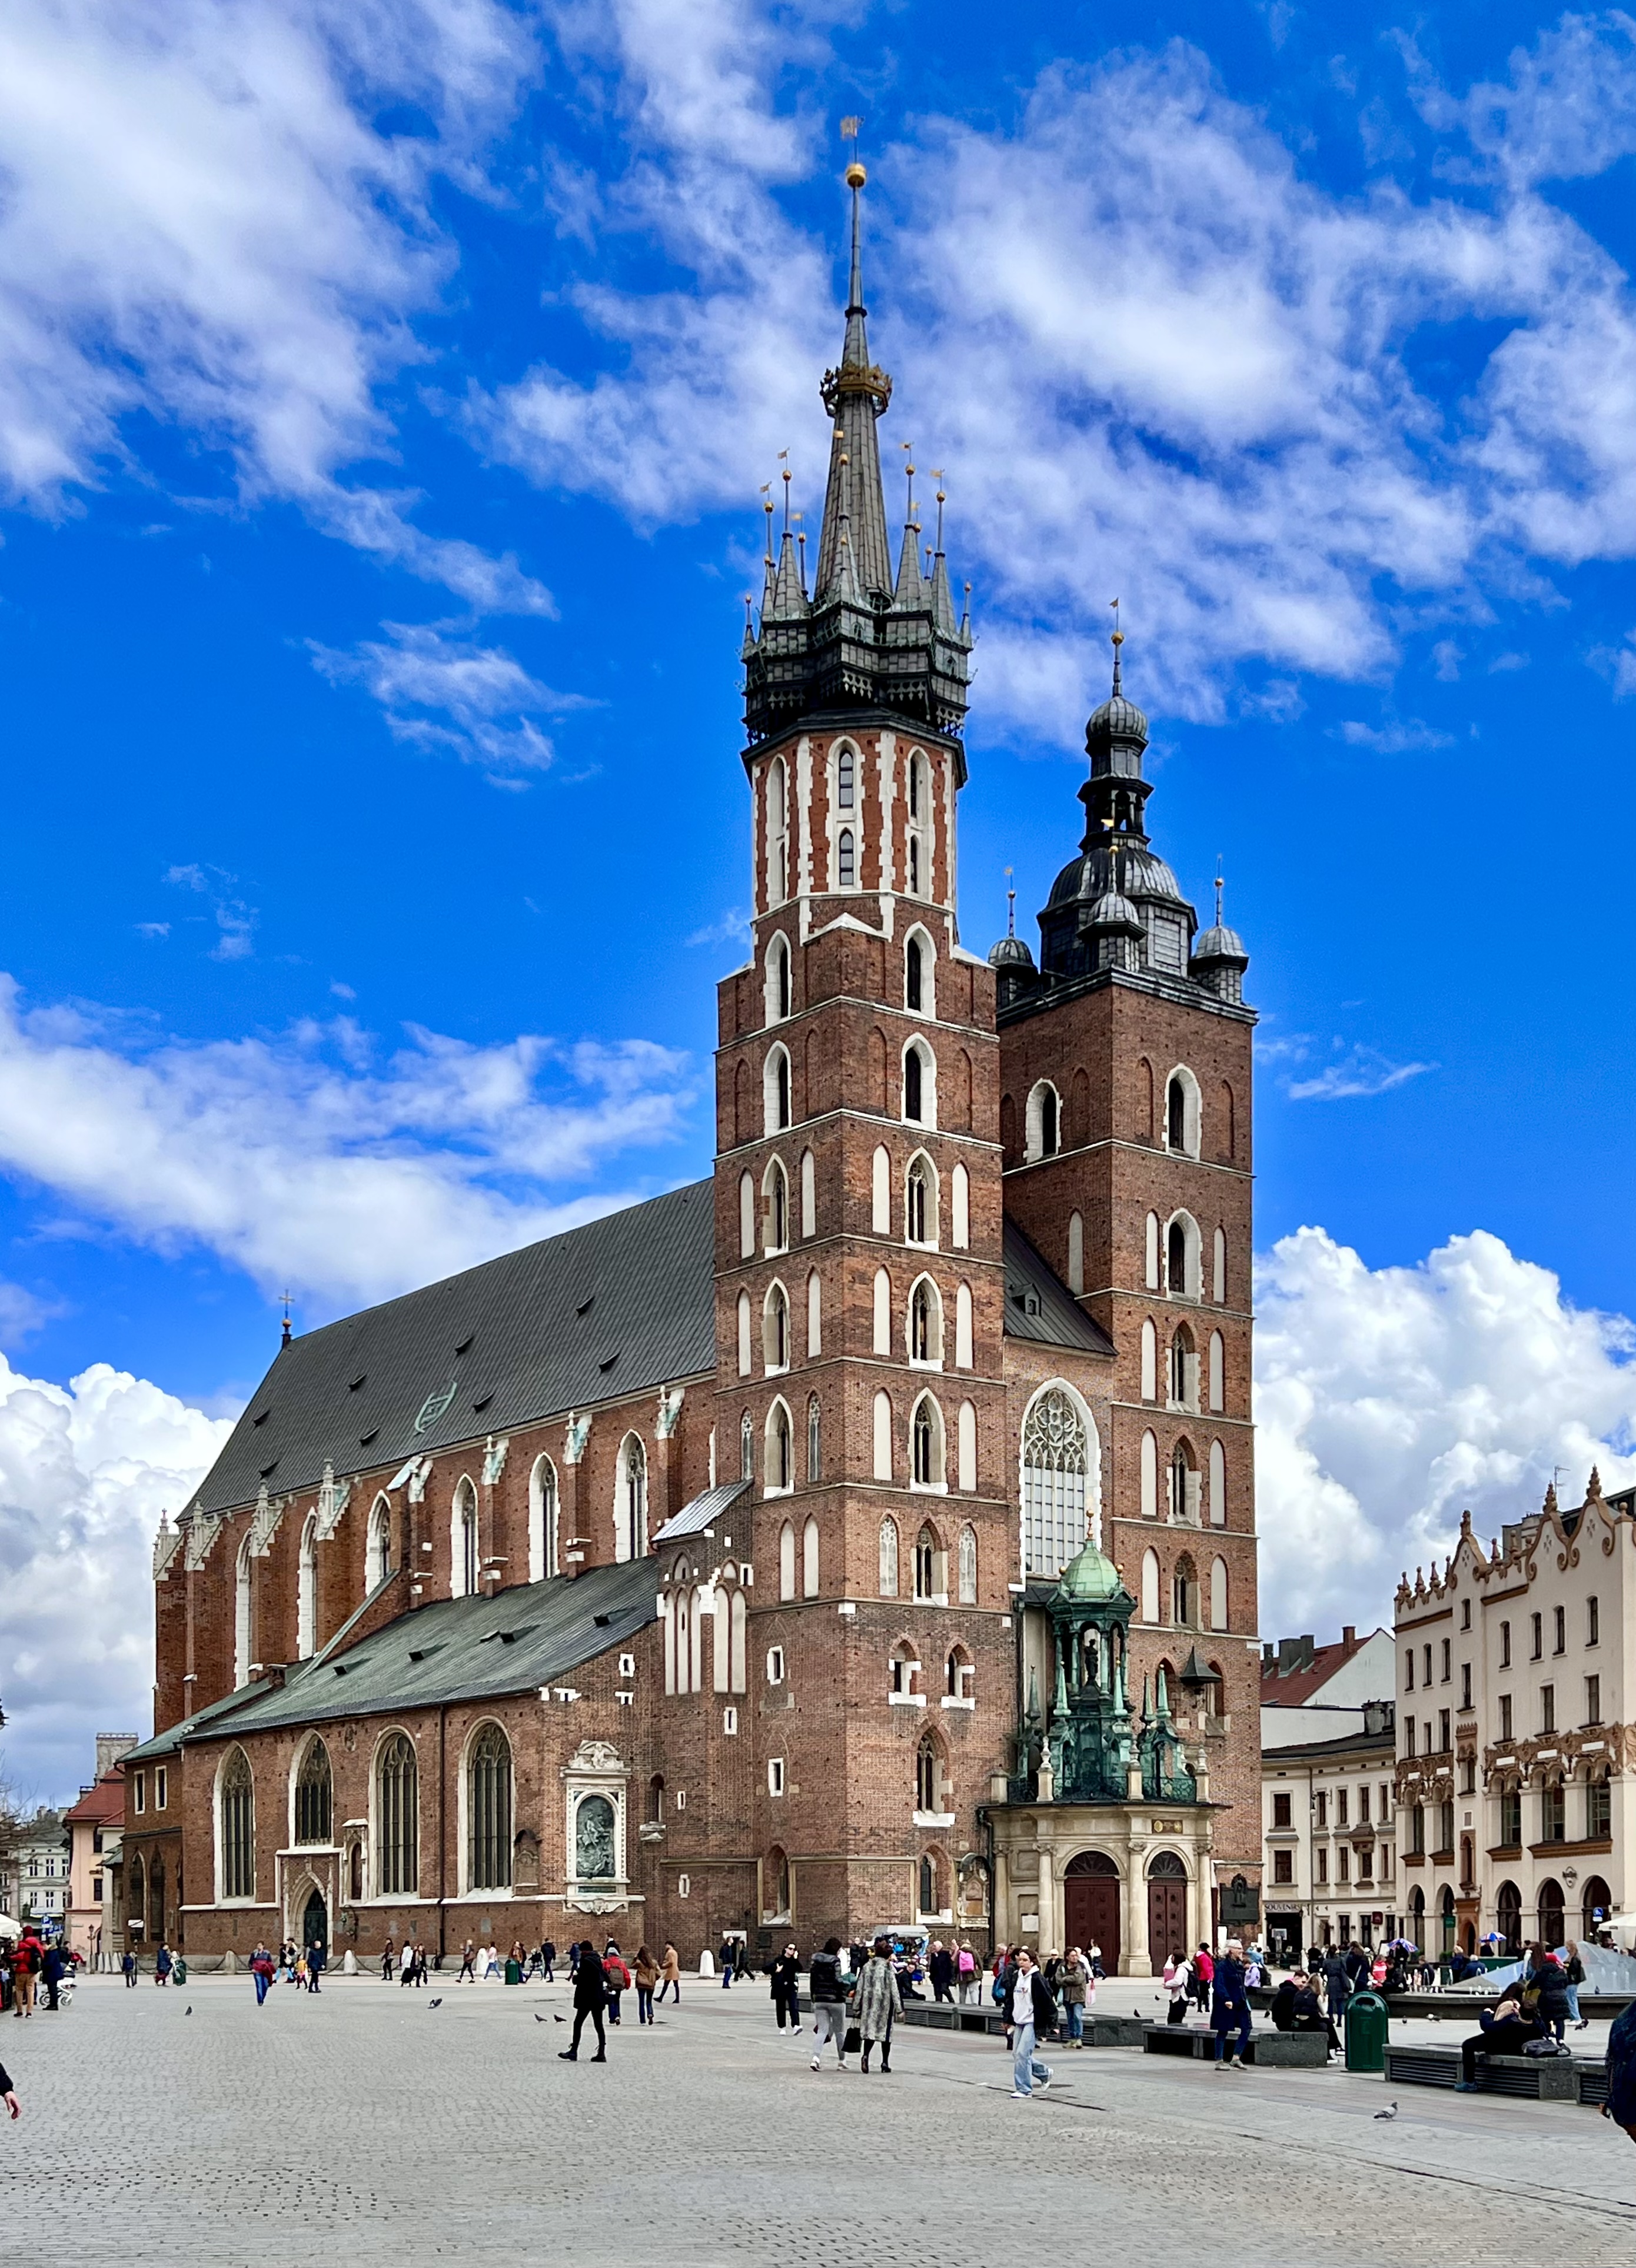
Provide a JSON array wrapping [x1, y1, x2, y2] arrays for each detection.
[[1063, 1865, 1121, 1977]]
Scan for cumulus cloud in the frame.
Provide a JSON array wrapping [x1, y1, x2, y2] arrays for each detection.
[[478, 9, 1636, 734], [1255, 1226, 1636, 1641], [310, 620, 588, 777], [0, 0, 548, 608], [0, 1356, 232, 1802], [0, 977, 697, 1311]]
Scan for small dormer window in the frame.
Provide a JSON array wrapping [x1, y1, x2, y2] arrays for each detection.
[[1150, 914, 1185, 970]]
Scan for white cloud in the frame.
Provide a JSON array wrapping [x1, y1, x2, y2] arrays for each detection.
[[1260, 1033, 1438, 1101], [478, 14, 1636, 734], [0, 0, 548, 608], [0, 1355, 232, 1803], [1255, 1225, 1636, 1640], [310, 621, 585, 776], [1333, 718, 1457, 754], [0, 977, 697, 1310], [1409, 11, 1636, 188], [164, 862, 258, 961]]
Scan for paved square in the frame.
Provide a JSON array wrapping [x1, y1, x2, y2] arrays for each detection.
[[7, 1976, 1636, 2265]]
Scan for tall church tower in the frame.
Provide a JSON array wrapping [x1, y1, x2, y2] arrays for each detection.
[[992, 640, 1263, 1897], [703, 162, 1013, 1943]]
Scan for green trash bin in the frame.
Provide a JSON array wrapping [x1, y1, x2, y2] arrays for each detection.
[[1345, 1988, 1388, 2073]]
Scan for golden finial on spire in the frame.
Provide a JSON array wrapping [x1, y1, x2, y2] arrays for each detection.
[[842, 115, 865, 188]]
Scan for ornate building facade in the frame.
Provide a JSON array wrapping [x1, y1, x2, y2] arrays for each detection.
[[119, 171, 1261, 1976], [1394, 1479, 1635, 1957]]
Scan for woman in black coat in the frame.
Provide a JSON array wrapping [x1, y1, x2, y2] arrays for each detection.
[[559, 1940, 607, 2061], [770, 1944, 803, 2033]]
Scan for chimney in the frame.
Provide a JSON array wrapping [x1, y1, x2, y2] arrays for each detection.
[[1342, 1625, 1356, 1647]]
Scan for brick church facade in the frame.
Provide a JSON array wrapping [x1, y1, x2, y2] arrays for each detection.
[[120, 171, 1262, 1977]]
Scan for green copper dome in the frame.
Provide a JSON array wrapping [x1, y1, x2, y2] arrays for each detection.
[[1054, 1537, 1124, 1603]]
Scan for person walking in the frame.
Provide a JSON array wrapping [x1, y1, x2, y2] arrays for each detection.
[[719, 1936, 737, 1989], [657, 1943, 681, 2006], [956, 1942, 978, 2004], [1007, 1949, 1056, 2099], [457, 1939, 477, 1984], [1321, 1944, 1349, 2024], [770, 1943, 802, 2034], [1059, 1947, 1090, 2046], [807, 1937, 850, 2072], [1564, 1940, 1590, 2030], [121, 1948, 137, 1989], [41, 1943, 64, 2013], [856, 1938, 902, 2074], [633, 1946, 659, 2026], [603, 1941, 631, 2024], [251, 1943, 275, 2007], [560, 1939, 608, 2061], [154, 1941, 172, 1989], [381, 1938, 397, 1983], [1210, 1939, 1253, 2071], [541, 1938, 557, 1985], [1192, 1942, 1214, 2014], [305, 1939, 324, 1993], [10, 1935, 39, 2019], [929, 1939, 955, 2004], [1164, 1951, 1191, 2024]]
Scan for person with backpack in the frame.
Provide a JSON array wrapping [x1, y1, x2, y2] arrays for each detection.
[[1058, 1947, 1091, 2046], [956, 1941, 978, 2003], [601, 1941, 631, 2024], [11, 1934, 39, 2018]]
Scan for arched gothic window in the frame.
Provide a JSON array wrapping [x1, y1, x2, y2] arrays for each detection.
[[767, 756, 788, 905], [1021, 1387, 1091, 1578], [1027, 1081, 1060, 1161], [957, 1523, 978, 1604], [530, 1456, 558, 1583], [765, 1045, 792, 1134], [916, 1735, 945, 1814], [912, 1395, 945, 1488], [779, 1520, 797, 1600], [803, 1511, 820, 1597], [766, 933, 791, 1024], [234, 1532, 252, 1690], [220, 1747, 254, 1900], [451, 1480, 478, 1599], [766, 1400, 792, 1491], [910, 1277, 942, 1364], [297, 1512, 318, 1657], [740, 1412, 754, 1481], [913, 1523, 939, 1599], [837, 745, 855, 810], [368, 1494, 392, 1588], [467, 1724, 513, 1891], [294, 1739, 332, 1846], [764, 1282, 790, 1372], [906, 1155, 933, 1244], [904, 1045, 923, 1122], [879, 1514, 899, 1598], [376, 1733, 418, 1896], [620, 1436, 648, 1560], [764, 1158, 789, 1251], [906, 934, 924, 1012]]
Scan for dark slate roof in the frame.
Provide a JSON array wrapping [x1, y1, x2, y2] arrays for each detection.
[[135, 1557, 661, 1750], [191, 1182, 717, 1516], [1002, 1218, 1115, 1357], [653, 1478, 752, 1546]]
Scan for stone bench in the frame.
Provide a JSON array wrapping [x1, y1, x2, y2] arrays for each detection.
[[797, 1996, 1143, 2046], [1141, 2023, 1329, 2067], [1384, 2041, 1602, 2104]]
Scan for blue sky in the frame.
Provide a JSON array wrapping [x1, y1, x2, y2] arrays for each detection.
[[1, 0, 1634, 1799]]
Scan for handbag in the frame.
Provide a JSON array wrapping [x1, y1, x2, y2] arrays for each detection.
[[843, 2024, 862, 2055]]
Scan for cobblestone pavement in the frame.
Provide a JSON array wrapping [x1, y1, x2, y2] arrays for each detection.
[[7, 1976, 1636, 2266]]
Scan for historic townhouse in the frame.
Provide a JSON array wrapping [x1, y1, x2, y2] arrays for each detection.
[[119, 168, 1262, 1976], [1395, 1479, 1635, 1957]]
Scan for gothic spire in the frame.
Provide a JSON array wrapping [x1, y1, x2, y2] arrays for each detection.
[[814, 160, 894, 605]]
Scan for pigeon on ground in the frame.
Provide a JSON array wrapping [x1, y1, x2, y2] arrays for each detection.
[[554, 2014, 566, 2023], [185, 2006, 192, 2016], [1374, 2101, 1398, 2120], [534, 2013, 546, 2022], [428, 1997, 443, 2008]]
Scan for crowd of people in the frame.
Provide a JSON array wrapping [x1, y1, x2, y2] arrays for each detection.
[[0, 1930, 80, 2015]]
